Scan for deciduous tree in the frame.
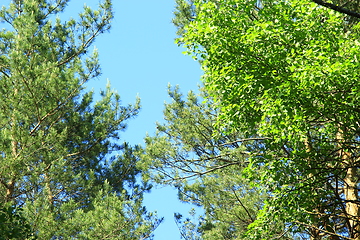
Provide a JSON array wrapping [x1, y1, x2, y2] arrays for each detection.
[[179, 0, 360, 239]]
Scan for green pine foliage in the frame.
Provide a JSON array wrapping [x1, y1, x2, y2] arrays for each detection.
[[0, 205, 34, 239], [0, 0, 161, 239], [139, 86, 293, 239], [172, 0, 196, 38]]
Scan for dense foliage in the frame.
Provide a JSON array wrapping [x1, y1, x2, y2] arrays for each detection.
[[0, 0, 161, 239], [2, 0, 360, 239], [168, 0, 360, 239], [140, 86, 297, 239]]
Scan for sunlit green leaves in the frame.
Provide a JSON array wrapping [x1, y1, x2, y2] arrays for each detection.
[[180, 0, 360, 238]]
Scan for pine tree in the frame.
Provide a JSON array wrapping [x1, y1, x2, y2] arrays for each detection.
[[172, 0, 196, 38], [0, 0, 161, 238], [139, 86, 293, 239]]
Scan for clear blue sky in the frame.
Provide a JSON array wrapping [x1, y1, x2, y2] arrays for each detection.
[[70, 1, 203, 239]]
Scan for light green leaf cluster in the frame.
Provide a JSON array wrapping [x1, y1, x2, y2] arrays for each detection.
[[180, 0, 360, 238]]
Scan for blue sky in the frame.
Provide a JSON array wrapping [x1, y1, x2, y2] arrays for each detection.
[[76, 1, 203, 239]]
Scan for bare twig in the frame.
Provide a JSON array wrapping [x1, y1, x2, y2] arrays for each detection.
[[232, 189, 255, 223], [294, 220, 354, 240], [219, 137, 270, 146]]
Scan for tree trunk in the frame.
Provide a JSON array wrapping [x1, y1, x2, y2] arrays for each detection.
[[5, 88, 19, 203], [344, 165, 359, 239], [305, 136, 324, 240], [337, 129, 360, 240], [5, 179, 15, 202]]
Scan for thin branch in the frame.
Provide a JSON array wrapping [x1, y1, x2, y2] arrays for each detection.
[[312, 0, 360, 19], [232, 189, 255, 223], [0, 68, 10, 78], [56, 22, 105, 67], [218, 137, 270, 146], [270, 228, 291, 240], [294, 220, 354, 240], [174, 162, 240, 181]]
